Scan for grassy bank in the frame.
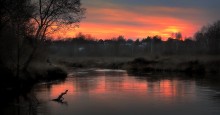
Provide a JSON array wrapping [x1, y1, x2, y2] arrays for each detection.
[[128, 56, 220, 76], [0, 62, 67, 94], [52, 55, 220, 76], [53, 56, 134, 69], [27, 63, 67, 82]]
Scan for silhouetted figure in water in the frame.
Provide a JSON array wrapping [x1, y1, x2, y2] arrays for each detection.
[[52, 90, 68, 102]]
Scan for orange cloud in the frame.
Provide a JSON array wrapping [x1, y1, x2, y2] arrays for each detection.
[[48, 6, 202, 40]]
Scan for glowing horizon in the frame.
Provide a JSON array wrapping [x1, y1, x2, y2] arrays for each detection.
[[48, 0, 220, 40]]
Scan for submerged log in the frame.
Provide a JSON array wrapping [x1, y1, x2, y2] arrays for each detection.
[[52, 90, 68, 102]]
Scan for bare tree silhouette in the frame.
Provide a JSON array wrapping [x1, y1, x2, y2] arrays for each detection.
[[23, 0, 86, 71]]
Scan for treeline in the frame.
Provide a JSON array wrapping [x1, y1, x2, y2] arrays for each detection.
[[0, 0, 219, 83], [49, 20, 220, 57]]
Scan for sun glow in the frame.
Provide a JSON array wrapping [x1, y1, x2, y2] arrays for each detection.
[[165, 26, 180, 33], [47, 5, 201, 40]]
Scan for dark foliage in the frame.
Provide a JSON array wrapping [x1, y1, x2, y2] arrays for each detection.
[[49, 21, 220, 58], [47, 67, 67, 81]]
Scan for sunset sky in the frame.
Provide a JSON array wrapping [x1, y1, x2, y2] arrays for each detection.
[[52, 0, 220, 40]]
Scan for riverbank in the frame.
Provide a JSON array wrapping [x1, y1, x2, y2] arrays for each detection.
[[53, 55, 220, 76], [125, 57, 219, 76], [0, 63, 68, 95]]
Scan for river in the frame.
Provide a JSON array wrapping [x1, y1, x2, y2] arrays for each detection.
[[3, 69, 220, 115]]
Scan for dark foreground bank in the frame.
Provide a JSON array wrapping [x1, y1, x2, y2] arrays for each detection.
[[0, 63, 67, 101]]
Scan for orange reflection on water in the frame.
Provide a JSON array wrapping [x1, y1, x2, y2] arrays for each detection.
[[50, 82, 75, 98], [88, 76, 148, 95], [121, 79, 148, 92], [159, 80, 176, 97], [89, 77, 106, 94], [48, 72, 195, 100]]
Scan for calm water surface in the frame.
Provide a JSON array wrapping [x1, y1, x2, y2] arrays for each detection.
[[5, 69, 220, 115]]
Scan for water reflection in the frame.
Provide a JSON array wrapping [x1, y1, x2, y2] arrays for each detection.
[[2, 92, 39, 115], [3, 69, 220, 115]]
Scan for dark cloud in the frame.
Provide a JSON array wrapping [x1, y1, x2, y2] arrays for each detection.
[[82, 0, 220, 21], [95, 0, 220, 10]]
